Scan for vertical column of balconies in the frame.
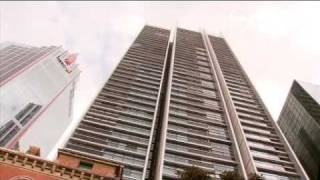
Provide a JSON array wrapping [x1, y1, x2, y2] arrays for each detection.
[[206, 35, 309, 180], [65, 26, 170, 180], [160, 28, 239, 180]]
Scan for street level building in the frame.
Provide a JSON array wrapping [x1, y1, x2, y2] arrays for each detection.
[[0, 146, 123, 179]]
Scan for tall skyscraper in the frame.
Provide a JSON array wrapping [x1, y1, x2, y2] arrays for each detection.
[[0, 42, 80, 157], [65, 26, 171, 179], [156, 28, 244, 179], [64, 25, 309, 180], [278, 80, 320, 180]]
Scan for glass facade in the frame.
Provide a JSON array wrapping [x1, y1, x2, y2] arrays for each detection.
[[278, 81, 320, 180]]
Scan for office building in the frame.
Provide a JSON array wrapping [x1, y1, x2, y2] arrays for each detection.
[[0, 42, 80, 157], [64, 25, 308, 180], [278, 80, 320, 180]]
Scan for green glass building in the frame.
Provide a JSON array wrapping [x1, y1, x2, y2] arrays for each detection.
[[278, 80, 320, 180]]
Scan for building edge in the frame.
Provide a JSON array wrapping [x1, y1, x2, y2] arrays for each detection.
[[201, 29, 248, 179], [141, 25, 172, 179], [204, 31, 309, 180], [220, 38, 309, 180], [153, 26, 177, 180]]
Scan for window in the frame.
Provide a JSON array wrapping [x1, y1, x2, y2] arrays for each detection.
[[125, 144, 138, 152], [208, 126, 227, 139], [255, 160, 285, 171], [213, 163, 235, 175], [0, 120, 16, 137], [78, 161, 93, 171], [195, 47, 206, 51], [211, 142, 233, 158], [132, 43, 142, 47], [15, 103, 34, 120], [0, 125, 20, 146], [260, 172, 299, 180], [68, 87, 75, 117], [200, 73, 212, 80], [202, 81, 214, 89], [163, 165, 181, 177], [196, 51, 207, 56], [202, 90, 217, 99], [198, 60, 209, 66], [123, 169, 132, 176], [251, 150, 280, 160], [123, 168, 143, 179], [196, 55, 207, 61], [15, 103, 42, 126], [155, 32, 168, 37], [247, 141, 276, 151]]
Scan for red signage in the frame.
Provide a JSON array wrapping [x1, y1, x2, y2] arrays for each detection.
[[57, 52, 78, 73], [65, 53, 78, 65]]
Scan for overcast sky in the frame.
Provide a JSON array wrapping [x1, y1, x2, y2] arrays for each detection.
[[1, 1, 320, 158]]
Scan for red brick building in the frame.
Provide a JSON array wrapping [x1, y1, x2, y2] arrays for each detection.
[[0, 147, 123, 180]]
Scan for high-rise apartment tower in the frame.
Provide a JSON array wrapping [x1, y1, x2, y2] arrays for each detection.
[[64, 25, 309, 180]]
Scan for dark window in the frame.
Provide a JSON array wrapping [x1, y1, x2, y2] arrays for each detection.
[[15, 103, 42, 126], [15, 103, 35, 120], [0, 120, 15, 137], [0, 125, 20, 146], [0, 120, 20, 146], [78, 161, 93, 171]]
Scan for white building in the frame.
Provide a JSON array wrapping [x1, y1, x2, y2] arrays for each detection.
[[0, 42, 80, 158]]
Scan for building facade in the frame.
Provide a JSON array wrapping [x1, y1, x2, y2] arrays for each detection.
[[156, 28, 245, 179], [278, 81, 320, 180], [65, 26, 171, 180], [64, 25, 309, 180], [0, 146, 123, 180], [0, 42, 80, 158]]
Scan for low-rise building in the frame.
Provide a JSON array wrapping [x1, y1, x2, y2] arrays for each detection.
[[0, 146, 124, 179]]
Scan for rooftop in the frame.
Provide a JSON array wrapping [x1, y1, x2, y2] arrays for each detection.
[[297, 80, 320, 105]]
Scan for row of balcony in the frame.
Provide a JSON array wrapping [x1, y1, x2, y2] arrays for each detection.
[[209, 36, 298, 178]]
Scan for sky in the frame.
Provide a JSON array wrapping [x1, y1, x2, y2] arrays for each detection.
[[1, 1, 320, 158]]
